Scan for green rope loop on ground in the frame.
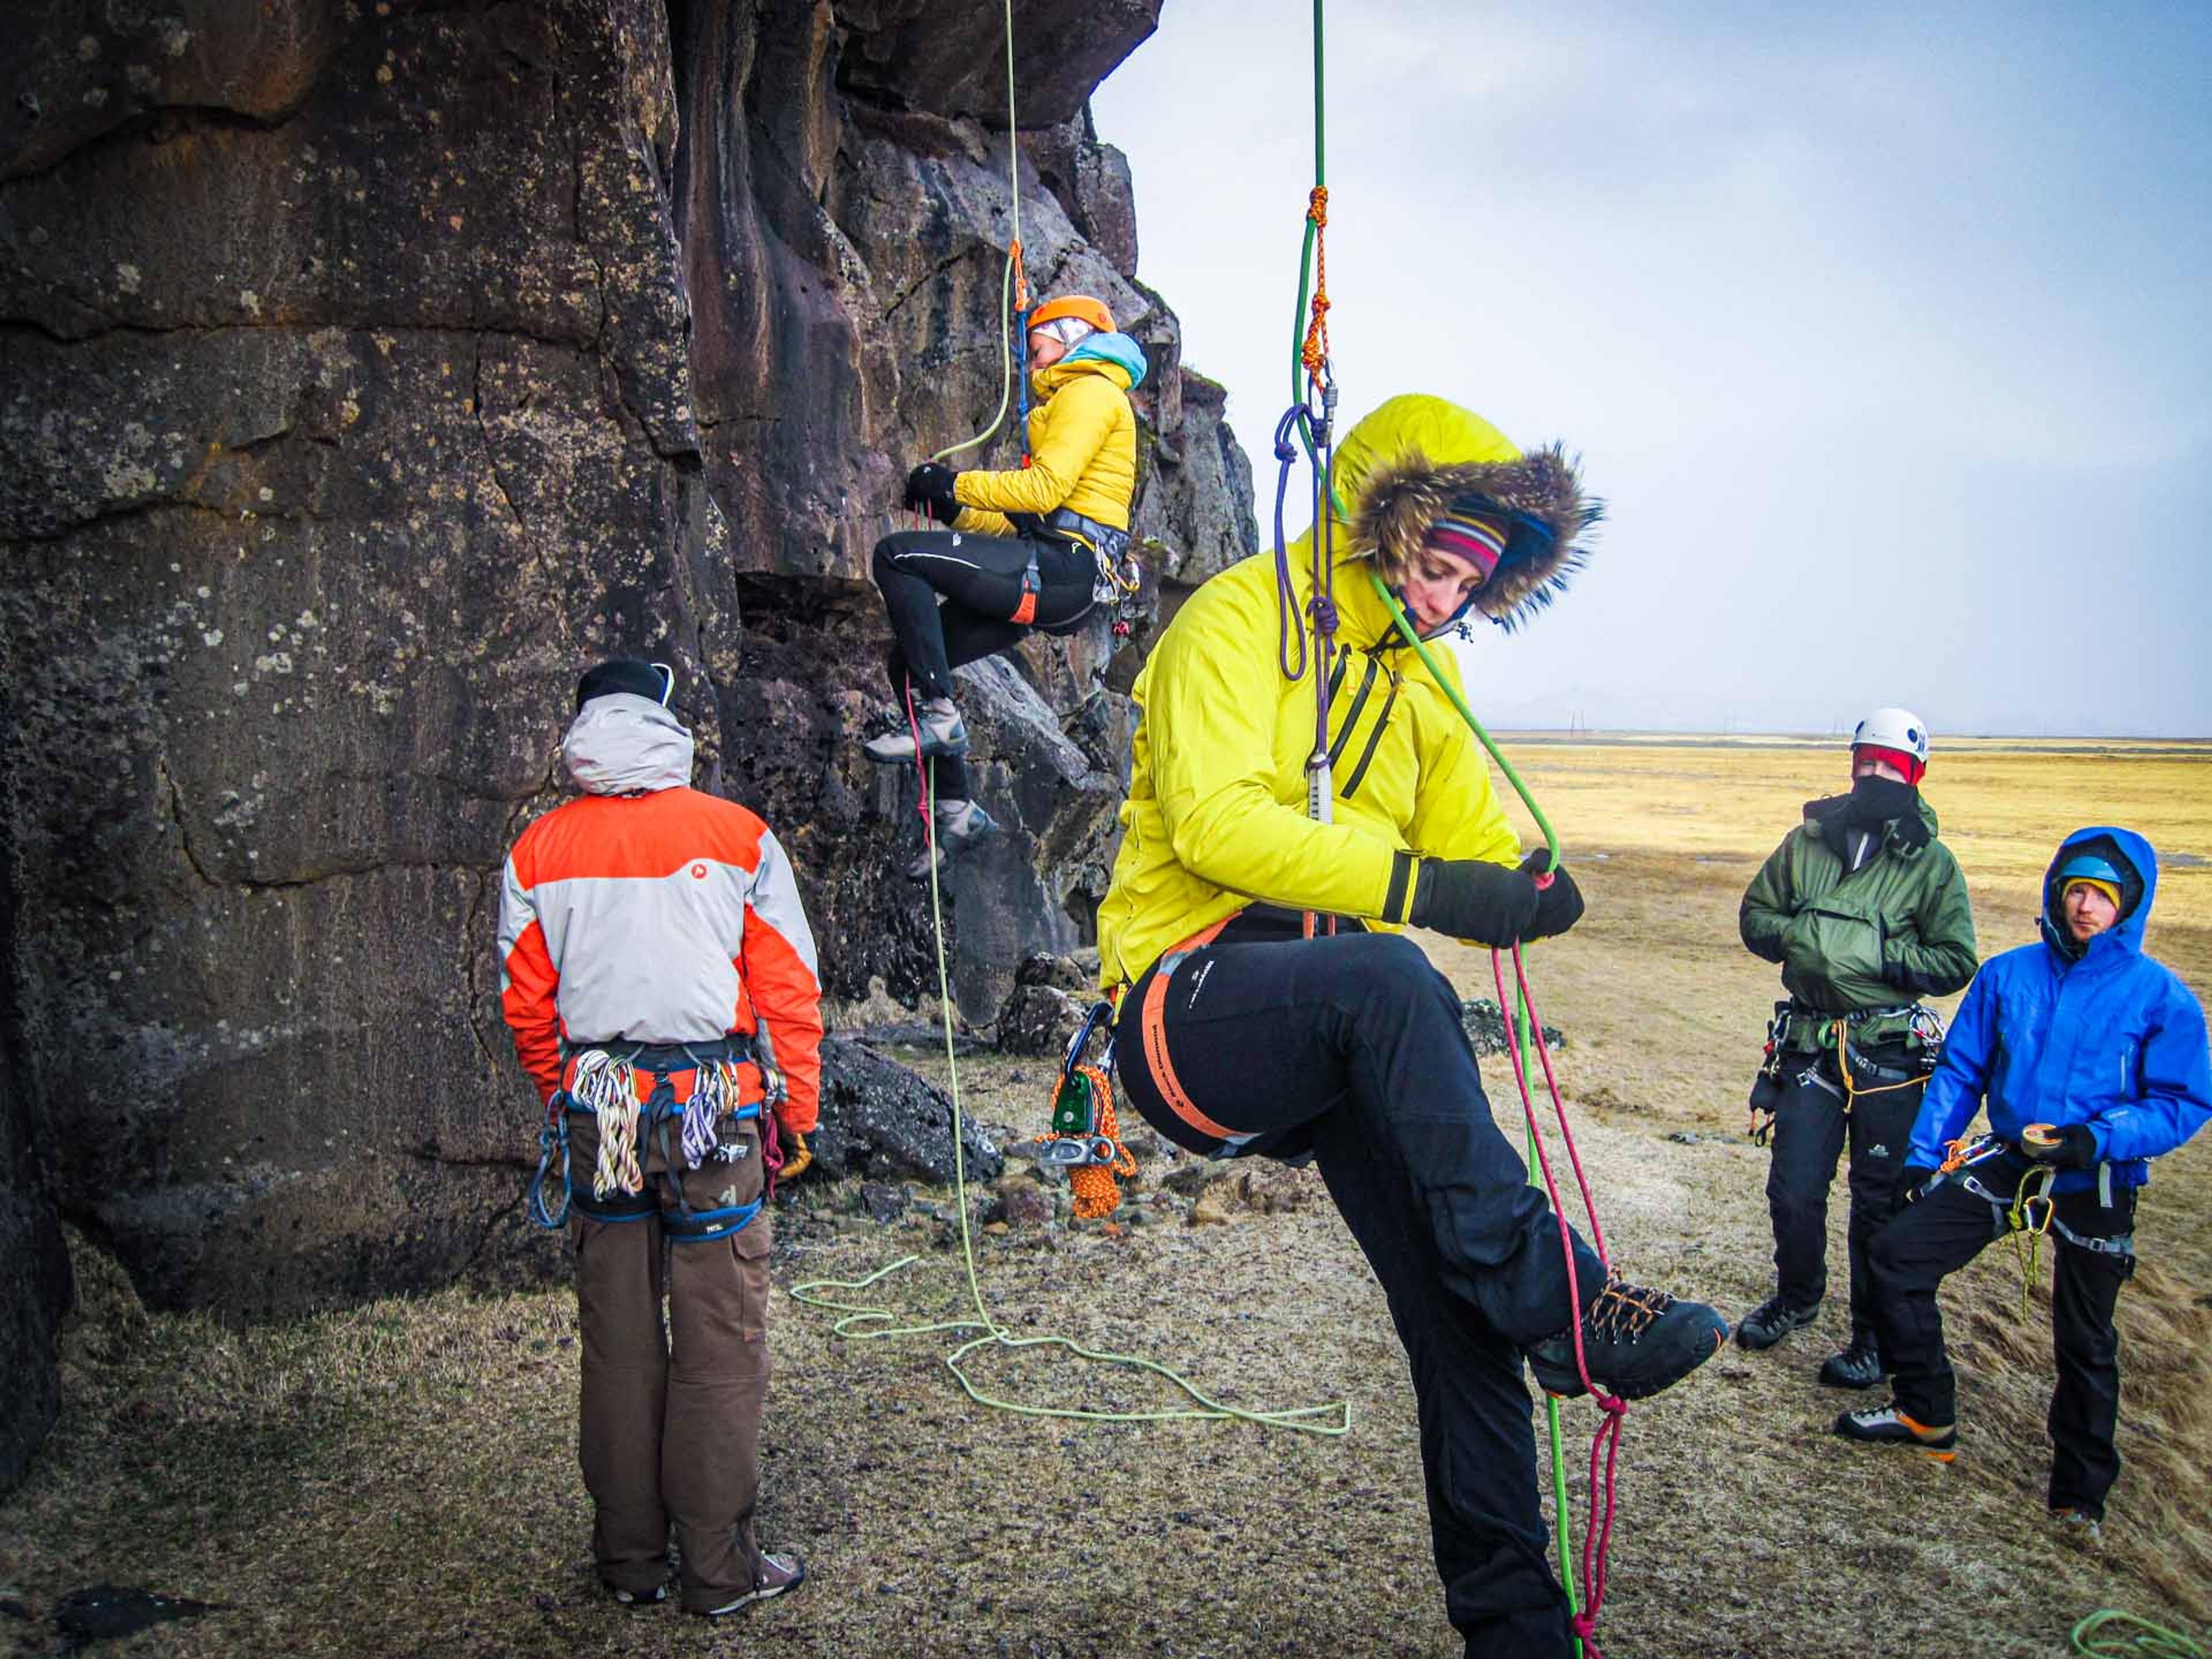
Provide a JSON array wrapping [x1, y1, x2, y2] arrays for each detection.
[[791, 718, 1351, 1437], [2070, 1610, 2206, 1658]]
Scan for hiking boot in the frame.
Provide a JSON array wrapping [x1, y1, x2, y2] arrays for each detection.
[[1833, 1404, 1957, 1462], [605, 1580, 669, 1611], [2049, 1507, 2103, 1542], [1818, 1336, 1885, 1389], [698, 1552, 806, 1618], [862, 697, 968, 764], [1527, 1274, 1730, 1402], [1736, 1294, 1821, 1351], [903, 798, 999, 882]]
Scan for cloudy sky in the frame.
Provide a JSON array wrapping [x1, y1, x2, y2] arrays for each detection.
[[1093, 2, 2211, 736]]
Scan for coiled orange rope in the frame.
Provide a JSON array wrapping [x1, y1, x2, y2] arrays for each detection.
[[1300, 186, 1331, 381]]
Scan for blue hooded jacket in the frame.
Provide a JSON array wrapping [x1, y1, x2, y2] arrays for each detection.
[[1907, 826, 2211, 1191]]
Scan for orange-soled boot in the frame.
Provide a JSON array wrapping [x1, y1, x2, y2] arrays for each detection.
[[1834, 1404, 1957, 1461]]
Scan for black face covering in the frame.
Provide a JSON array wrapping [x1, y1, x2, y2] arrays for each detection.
[[1847, 774, 1920, 831]]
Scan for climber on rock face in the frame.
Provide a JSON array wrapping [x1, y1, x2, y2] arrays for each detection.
[[498, 658, 823, 1618], [1094, 395, 1729, 1659], [866, 294, 1145, 880]]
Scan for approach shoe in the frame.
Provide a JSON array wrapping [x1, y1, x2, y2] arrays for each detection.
[[1818, 1337, 1886, 1390], [1832, 1404, 1957, 1462], [903, 798, 999, 882], [1736, 1294, 1821, 1351], [2049, 1508, 2103, 1543], [1527, 1274, 1730, 1402], [862, 697, 969, 764], [698, 1552, 806, 1618], [605, 1580, 669, 1611]]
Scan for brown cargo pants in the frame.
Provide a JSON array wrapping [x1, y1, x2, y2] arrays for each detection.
[[568, 1101, 772, 1612]]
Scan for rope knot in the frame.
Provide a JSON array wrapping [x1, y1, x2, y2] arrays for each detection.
[[1306, 185, 1328, 226], [1274, 441, 1297, 462], [1308, 595, 1339, 635]]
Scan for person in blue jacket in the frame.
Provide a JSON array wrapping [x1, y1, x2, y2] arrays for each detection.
[[1836, 827, 2211, 1535]]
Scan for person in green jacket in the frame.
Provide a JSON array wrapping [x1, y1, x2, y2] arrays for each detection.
[[1735, 708, 1979, 1385]]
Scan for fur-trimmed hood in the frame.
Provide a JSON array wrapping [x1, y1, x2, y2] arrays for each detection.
[[1332, 394, 1601, 630]]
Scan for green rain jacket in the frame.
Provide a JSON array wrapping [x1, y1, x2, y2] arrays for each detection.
[[1739, 796, 1979, 1037]]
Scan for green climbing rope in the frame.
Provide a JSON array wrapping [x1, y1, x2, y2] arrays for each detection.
[[790, 729, 1350, 1437], [2071, 1610, 2205, 1658], [930, 0, 1022, 465]]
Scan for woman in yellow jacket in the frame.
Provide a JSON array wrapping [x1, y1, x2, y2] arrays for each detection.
[[1100, 395, 1726, 1658], [865, 295, 1143, 878]]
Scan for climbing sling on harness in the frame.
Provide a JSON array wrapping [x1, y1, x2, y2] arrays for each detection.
[[527, 1036, 771, 1244], [1927, 1132, 2137, 1317]]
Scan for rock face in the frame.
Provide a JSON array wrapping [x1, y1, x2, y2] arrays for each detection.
[[0, 0, 1254, 1436]]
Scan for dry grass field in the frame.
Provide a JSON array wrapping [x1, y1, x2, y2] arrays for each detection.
[[3, 737, 2207, 1659]]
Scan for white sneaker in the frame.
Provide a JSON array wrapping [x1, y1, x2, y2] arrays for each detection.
[[698, 1551, 806, 1617]]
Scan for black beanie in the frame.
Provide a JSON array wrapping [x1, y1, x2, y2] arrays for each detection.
[[575, 658, 673, 710]]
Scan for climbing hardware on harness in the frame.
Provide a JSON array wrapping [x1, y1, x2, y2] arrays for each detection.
[[1035, 1003, 1139, 1219]]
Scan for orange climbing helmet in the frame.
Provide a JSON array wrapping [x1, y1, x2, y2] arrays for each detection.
[[1028, 294, 1115, 334]]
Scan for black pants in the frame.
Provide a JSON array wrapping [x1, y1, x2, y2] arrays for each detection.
[[1869, 1154, 2135, 1517], [1764, 1046, 1923, 1336], [1114, 921, 1604, 1658], [872, 529, 1093, 800]]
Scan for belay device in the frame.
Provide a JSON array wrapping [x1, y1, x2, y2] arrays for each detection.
[[1036, 999, 1138, 1218]]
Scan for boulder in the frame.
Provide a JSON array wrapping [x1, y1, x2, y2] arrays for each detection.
[[1461, 998, 1567, 1060], [994, 952, 1100, 1056], [806, 1036, 1002, 1185]]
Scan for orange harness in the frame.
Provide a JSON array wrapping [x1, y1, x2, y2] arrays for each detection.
[[1132, 918, 1238, 1142]]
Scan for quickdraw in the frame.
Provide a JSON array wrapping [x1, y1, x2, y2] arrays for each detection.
[[1036, 999, 1139, 1219]]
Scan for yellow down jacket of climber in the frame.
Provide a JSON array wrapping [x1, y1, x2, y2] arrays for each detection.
[[950, 351, 1138, 535], [1097, 395, 1596, 990]]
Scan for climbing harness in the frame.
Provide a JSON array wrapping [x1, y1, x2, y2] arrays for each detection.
[[1926, 1132, 2137, 1316], [1748, 1002, 1942, 1143], [1035, 1001, 1140, 1219], [526, 1036, 771, 1243]]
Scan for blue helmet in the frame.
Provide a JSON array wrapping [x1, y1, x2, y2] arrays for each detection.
[[2054, 851, 2124, 888]]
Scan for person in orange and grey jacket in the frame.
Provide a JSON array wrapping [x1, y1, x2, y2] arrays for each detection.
[[1100, 394, 1729, 1659], [498, 658, 823, 1618], [1734, 708, 1978, 1387], [865, 294, 1143, 880]]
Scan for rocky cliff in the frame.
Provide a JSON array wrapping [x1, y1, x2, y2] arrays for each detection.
[[0, 0, 1256, 1482]]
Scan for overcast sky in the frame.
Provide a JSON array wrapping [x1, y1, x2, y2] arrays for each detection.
[[1093, 2, 2211, 736]]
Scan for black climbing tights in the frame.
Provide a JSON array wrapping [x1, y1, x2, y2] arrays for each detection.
[[873, 529, 1094, 800]]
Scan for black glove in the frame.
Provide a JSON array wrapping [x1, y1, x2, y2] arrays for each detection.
[[1896, 1164, 1938, 1207], [2025, 1122, 2099, 1169], [1409, 858, 1539, 948], [904, 463, 963, 525], [1520, 850, 1585, 941]]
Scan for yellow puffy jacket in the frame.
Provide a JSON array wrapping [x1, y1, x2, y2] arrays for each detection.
[[950, 354, 1137, 536], [1097, 395, 1575, 990]]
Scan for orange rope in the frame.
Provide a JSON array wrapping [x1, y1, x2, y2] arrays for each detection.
[[1010, 238, 1031, 313], [1037, 1064, 1138, 1219], [1300, 187, 1331, 381]]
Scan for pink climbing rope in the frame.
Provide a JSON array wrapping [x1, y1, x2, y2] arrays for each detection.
[[1493, 941, 1628, 1657]]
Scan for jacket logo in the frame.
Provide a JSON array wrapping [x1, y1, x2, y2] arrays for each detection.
[[691, 862, 707, 879]]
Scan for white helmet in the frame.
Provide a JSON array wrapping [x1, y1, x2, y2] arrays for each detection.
[[1851, 706, 1929, 767]]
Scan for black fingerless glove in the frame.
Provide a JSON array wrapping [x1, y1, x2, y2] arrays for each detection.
[[1409, 858, 1540, 948], [2027, 1122, 2099, 1169], [1520, 850, 1585, 941], [1896, 1164, 1938, 1207], [904, 463, 963, 525]]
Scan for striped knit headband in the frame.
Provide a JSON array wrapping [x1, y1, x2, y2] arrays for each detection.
[[1425, 501, 1512, 579]]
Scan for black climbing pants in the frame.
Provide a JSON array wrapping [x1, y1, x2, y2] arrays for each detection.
[[1870, 1153, 2135, 1518], [872, 529, 1094, 800], [1113, 917, 1604, 1658], [1763, 1044, 1923, 1335]]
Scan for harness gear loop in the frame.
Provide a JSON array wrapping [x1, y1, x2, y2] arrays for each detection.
[[2009, 1163, 2059, 1318]]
